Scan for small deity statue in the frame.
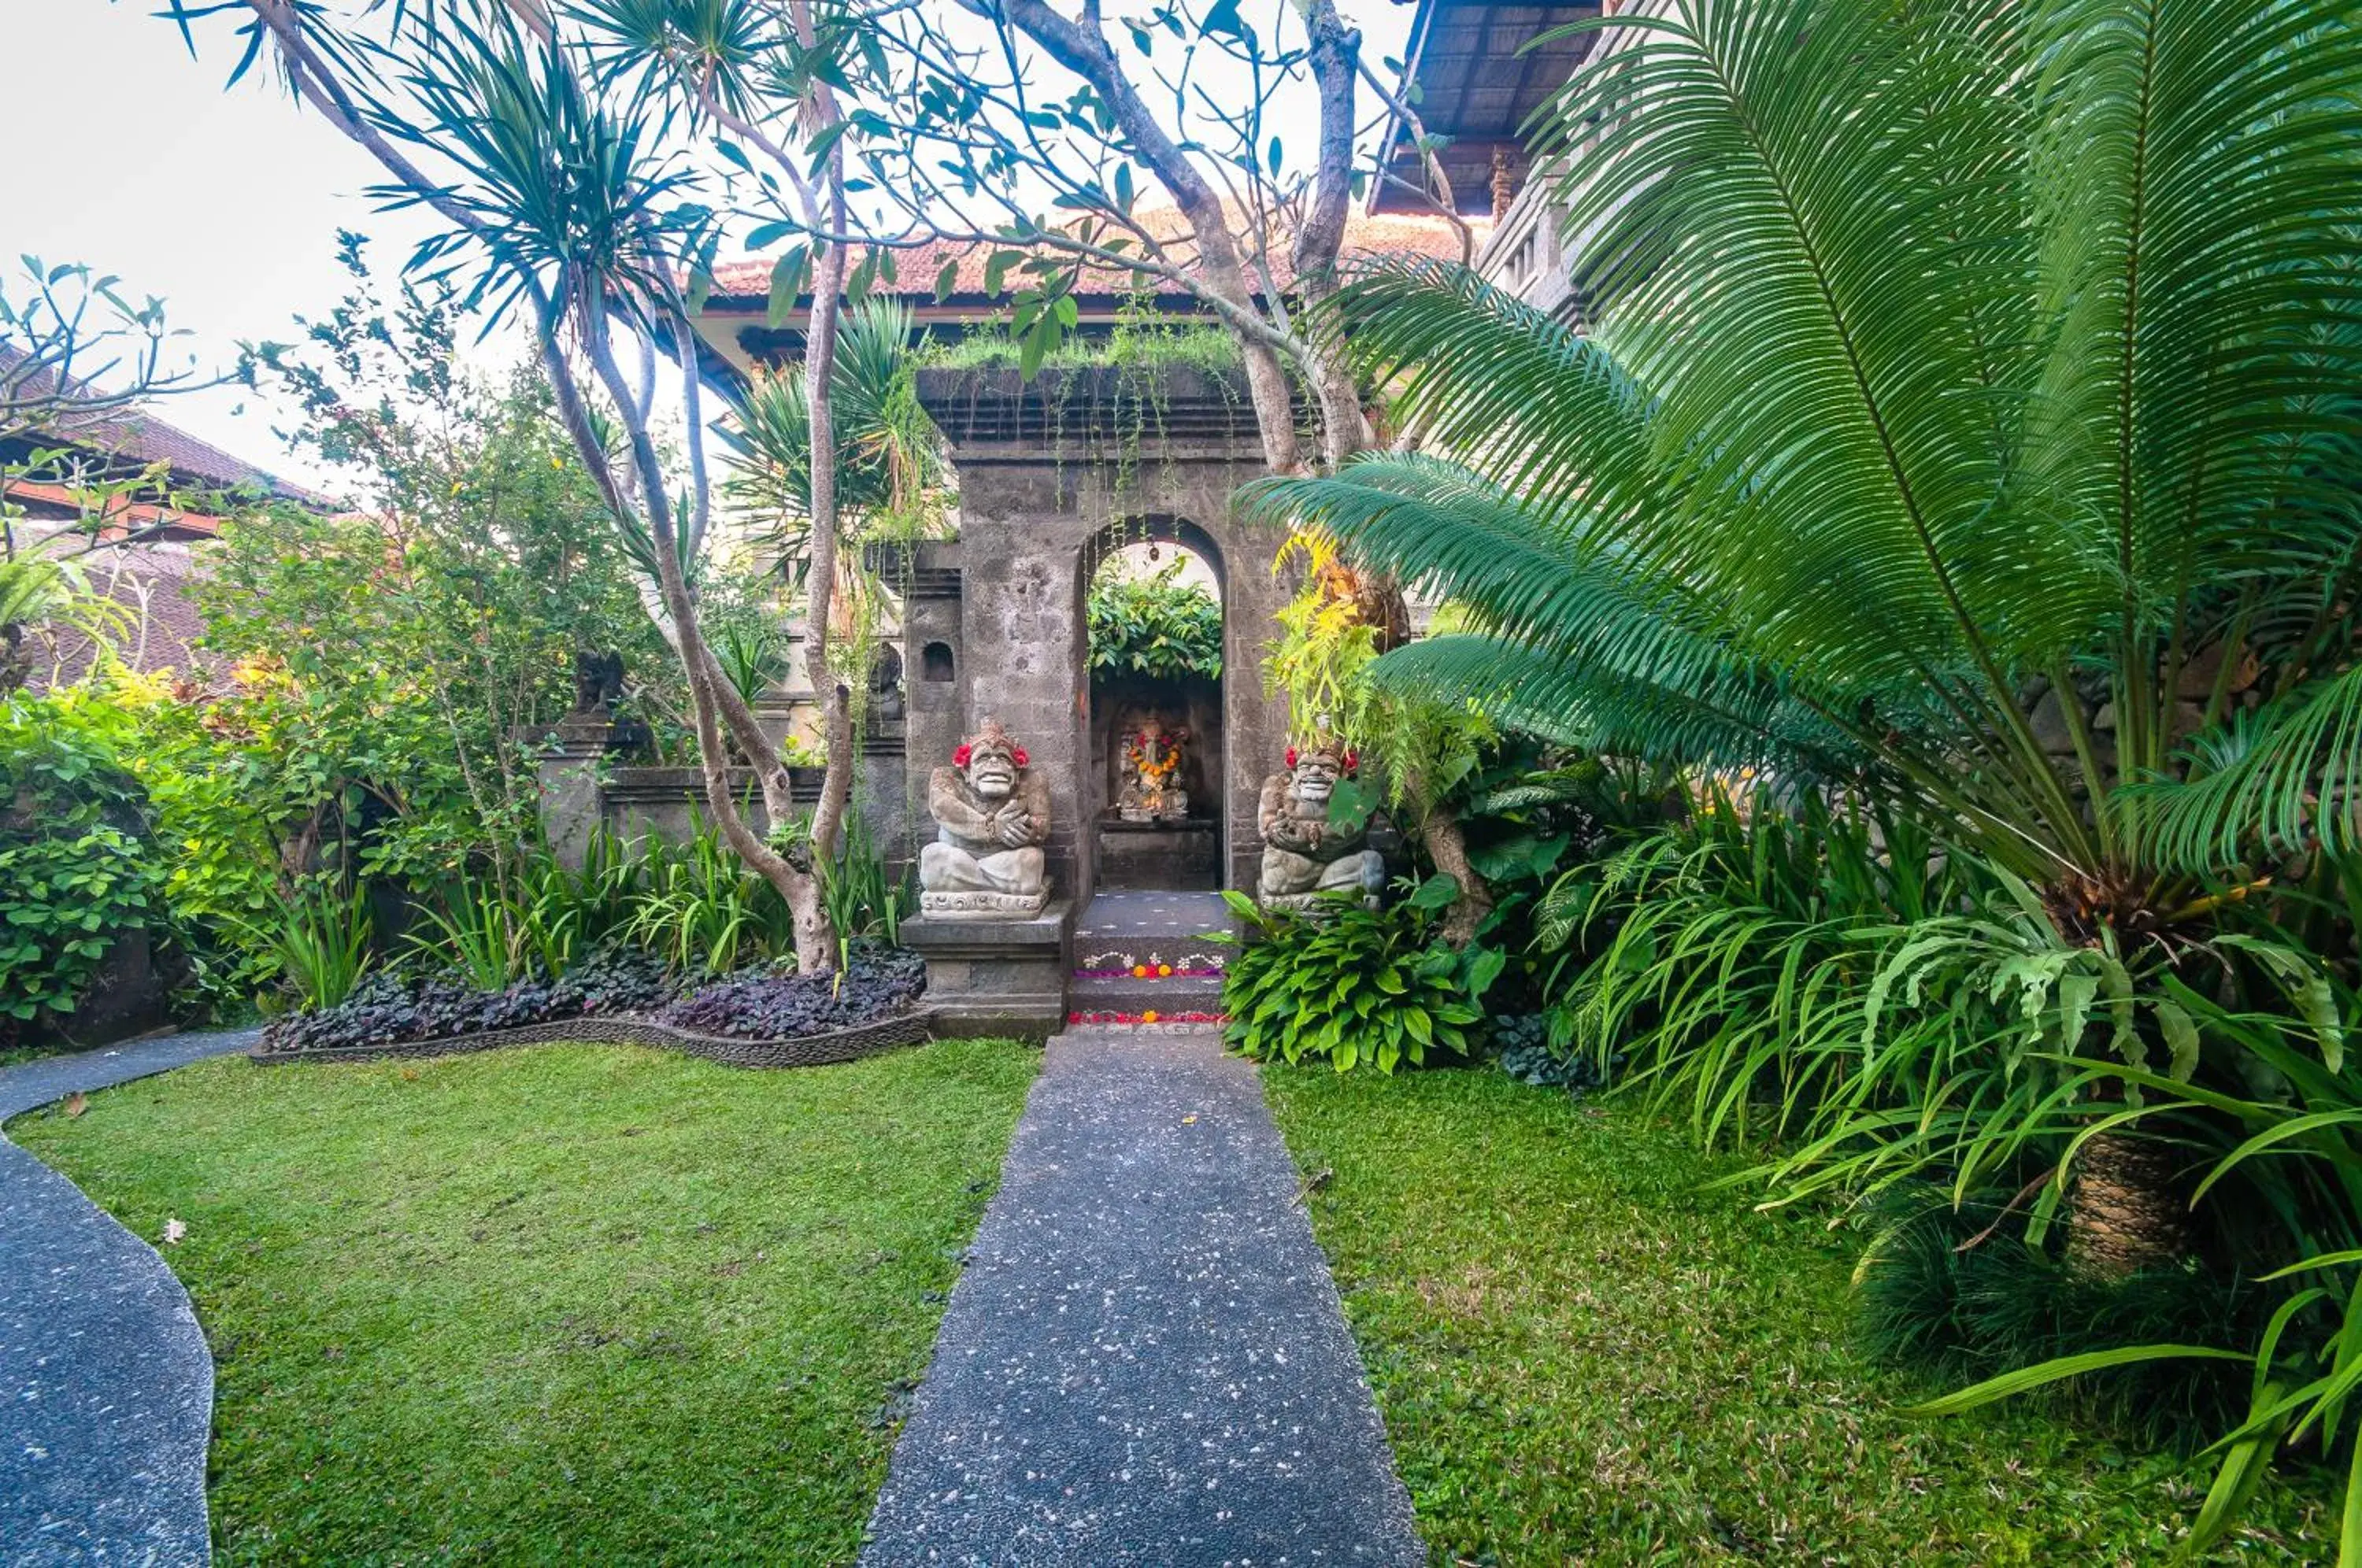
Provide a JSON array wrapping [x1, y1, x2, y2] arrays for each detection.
[[1116, 716, 1190, 823], [1257, 742, 1385, 912], [920, 716, 1053, 916], [572, 650, 626, 715]]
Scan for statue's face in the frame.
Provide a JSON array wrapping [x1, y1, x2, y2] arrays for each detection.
[[968, 747, 1018, 801], [1290, 754, 1340, 804]]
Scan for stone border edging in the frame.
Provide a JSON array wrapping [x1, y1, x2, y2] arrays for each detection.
[[246, 1009, 935, 1071]]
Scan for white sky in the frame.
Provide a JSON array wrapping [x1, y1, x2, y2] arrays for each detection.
[[0, 2, 452, 490], [0, 1, 1419, 495]]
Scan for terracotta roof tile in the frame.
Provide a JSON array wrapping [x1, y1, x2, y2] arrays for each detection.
[[706, 212, 1476, 305], [0, 345, 329, 507]]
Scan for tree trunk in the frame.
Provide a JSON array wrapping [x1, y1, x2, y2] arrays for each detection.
[[2064, 1131, 2191, 1279], [1292, 0, 1376, 468], [1418, 798, 1494, 948], [795, 216, 853, 975]]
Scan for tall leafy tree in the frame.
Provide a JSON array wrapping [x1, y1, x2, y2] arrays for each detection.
[[166, 0, 865, 970]]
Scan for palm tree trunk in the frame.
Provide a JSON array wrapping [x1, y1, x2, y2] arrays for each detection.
[[2064, 1131, 2191, 1279]]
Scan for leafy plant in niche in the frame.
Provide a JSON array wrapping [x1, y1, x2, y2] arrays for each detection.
[[1087, 557, 1221, 681]]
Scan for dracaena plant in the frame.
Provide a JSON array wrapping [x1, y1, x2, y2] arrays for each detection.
[[167, 0, 869, 971]]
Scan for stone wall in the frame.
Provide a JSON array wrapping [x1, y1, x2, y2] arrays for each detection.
[[536, 720, 916, 877], [539, 364, 1290, 912]]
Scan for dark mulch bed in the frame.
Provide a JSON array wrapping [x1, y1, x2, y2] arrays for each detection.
[[261, 942, 924, 1056], [658, 944, 926, 1040]]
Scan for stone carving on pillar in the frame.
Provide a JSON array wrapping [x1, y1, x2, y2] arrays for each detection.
[[1115, 716, 1190, 823], [920, 716, 1051, 916], [1257, 742, 1384, 912]]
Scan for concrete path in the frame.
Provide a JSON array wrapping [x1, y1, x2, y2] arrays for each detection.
[[863, 1026, 1421, 1567], [2, 1027, 259, 1566]]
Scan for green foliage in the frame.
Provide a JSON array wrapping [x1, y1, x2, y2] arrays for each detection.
[[817, 813, 904, 957], [1857, 1189, 2260, 1440], [1247, 0, 2362, 921], [213, 239, 672, 891], [0, 686, 166, 1032], [1219, 889, 1480, 1073], [624, 820, 799, 975], [0, 827, 157, 1029], [1086, 558, 1222, 680], [722, 296, 949, 560], [0, 676, 282, 1013], [916, 320, 1240, 379], [238, 879, 376, 1014]]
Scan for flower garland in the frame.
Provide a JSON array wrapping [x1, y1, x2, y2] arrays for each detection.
[[1076, 949, 1227, 978], [1068, 1009, 1227, 1026], [1124, 732, 1183, 790]]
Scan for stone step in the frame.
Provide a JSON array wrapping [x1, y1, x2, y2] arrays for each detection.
[[1067, 972, 1226, 1013]]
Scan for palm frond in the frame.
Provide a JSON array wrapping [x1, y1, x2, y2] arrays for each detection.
[[2125, 664, 2362, 871]]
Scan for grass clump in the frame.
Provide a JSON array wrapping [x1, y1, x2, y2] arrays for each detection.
[[1262, 1064, 2334, 1566], [916, 320, 1240, 377], [9, 1038, 1039, 1566]]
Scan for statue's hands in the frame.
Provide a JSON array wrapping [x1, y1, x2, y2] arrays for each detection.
[[1273, 816, 1322, 851], [997, 811, 1035, 848]]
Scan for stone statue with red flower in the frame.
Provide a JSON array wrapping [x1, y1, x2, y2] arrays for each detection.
[[920, 716, 1052, 916], [1256, 739, 1384, 912]]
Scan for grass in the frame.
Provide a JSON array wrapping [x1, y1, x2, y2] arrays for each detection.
[[8, 1037, 1041, 1566], [1263, 1064, 2335, 1567]]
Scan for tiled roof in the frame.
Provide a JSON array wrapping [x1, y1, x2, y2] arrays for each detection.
[[30, 542, 217, 692], [705, 212, 1476, 305], [0, 345, 329, 507]]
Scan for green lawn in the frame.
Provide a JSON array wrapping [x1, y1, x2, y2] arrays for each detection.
[[9, 1038, 1040, 1566], [1264, 1064, 2335, 1568]]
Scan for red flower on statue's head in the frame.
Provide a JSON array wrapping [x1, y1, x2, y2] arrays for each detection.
[[953, 743, 973, 767], [1285, 746, 1298, 769], [1342, 749, 1360, 775], [1013, 747, 1029, 767]]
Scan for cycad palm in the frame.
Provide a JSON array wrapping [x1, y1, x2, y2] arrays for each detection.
[[1251, 0, 2362, 930], [720, 296, 942, 574]]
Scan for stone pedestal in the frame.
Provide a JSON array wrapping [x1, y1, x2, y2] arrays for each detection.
[[902, 900, 1073, 1041], [1097, 817, 1220, 890]]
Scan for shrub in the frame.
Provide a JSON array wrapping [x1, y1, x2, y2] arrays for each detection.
[[1218, 891, 1479, 1074], [1856, 1188, 2257, 1443], [658, 941, 924, 1040], [0, 689, 167, 1037], [0, 825, 160, 1035]]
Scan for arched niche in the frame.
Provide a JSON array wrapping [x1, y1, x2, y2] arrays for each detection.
[[1081, 518, 1225, 889]]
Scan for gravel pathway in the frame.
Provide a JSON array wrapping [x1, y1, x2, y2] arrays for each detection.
[[2, 1026, 259, 1566], [862, 1025, 1421, 1567]]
